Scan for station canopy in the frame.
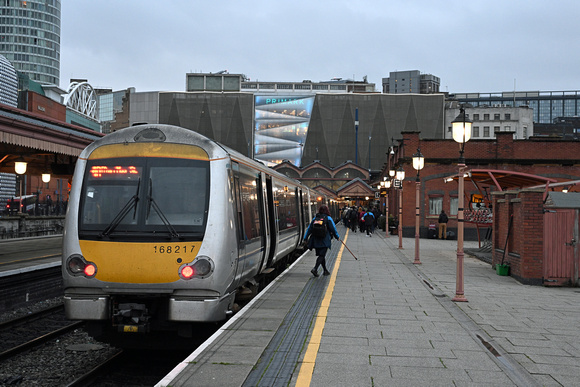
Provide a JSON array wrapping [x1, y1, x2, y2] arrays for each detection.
[[446, 169, 557, 192]]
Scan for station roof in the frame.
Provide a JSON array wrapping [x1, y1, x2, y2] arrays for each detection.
[[446, 169, 557, 191], [0, 103, 103, 176]]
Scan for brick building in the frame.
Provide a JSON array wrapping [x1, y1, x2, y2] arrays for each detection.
[[384, 131, 580, 242]]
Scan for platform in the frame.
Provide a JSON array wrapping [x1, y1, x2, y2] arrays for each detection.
[[158, 229, 579, 386], [0, 235, 62, 276]]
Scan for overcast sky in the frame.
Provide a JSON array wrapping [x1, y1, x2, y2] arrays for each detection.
[[59, 0, 580, 94]]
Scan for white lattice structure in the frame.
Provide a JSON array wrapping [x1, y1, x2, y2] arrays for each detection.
[[64, 81, 98, 120]]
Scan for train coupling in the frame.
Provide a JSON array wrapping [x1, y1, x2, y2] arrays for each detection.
[[113, 303, 151, 333]]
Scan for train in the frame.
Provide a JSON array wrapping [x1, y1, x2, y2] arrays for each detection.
[[62, 124, 339, 343]]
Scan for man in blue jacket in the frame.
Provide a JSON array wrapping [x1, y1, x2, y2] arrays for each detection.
[[363, 209, 375, 237], [304, 205, 340, 277]]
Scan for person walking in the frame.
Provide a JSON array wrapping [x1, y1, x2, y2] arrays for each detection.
[[358, 207, 365, 233], [363, 209, 375, 237], [349, 206, 358, 233], [438, 209, 449, 239], [304, 205, 340, 277]]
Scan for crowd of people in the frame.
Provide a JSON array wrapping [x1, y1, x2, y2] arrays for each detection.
[[340, 205, 381, 237]]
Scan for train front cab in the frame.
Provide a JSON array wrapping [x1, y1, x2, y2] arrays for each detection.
[[63, 139, 238, 338]]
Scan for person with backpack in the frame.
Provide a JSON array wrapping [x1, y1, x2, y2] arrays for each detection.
[[363, 209, 375, 237], [304, 205, 340, 277]]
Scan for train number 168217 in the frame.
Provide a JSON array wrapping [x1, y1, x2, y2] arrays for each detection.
[[153, 245, 195, 254]]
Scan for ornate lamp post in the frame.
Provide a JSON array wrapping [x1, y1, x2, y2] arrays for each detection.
[[396, 165, 405, 249], [383, 177, 391, 237], [451, 106, 472, 302], [412, 148, 424, 264]]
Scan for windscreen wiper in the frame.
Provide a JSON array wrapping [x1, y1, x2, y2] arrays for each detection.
[[100, 179, 140, 238], [147, 179, 179, 239]]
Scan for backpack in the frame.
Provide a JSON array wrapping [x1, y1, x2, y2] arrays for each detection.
[[312, 214, 328, 239], [364, 212, 374, 223], [349, 209, 357, 220]]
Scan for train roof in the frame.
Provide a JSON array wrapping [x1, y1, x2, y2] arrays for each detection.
[[79, 124, 313, 192]]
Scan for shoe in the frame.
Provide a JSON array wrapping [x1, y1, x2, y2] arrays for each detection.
[[311, 268, 319, 277], [369, 234, 372, 237], [323, 271, 330, 276]]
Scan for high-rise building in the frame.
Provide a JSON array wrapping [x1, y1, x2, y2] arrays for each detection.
[[382, 70, 440, 94], [0, 0, 61, 86], [0, 54, 18, 106]]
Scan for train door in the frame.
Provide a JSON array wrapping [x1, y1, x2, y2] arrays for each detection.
[[231, 164, 245, 284], [299, 189, 306, 239], [265, 176, 278, 267], [232, 162, 265, 281], [256, 173, 270, 272]]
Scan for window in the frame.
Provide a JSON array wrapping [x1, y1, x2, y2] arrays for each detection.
[[483, 126, 490, 137], [494, 126, 500, 134], [494, 113, 501, 120], [473, 126, 480, 137], [504, 113, 511, 120], [274, 184, 297, 231], [429, 197, 442, 215], [473, 114, 479, 121], [504, 126, 511, 132], [484, 114, 490, 121], [450, 197, 458, 215]]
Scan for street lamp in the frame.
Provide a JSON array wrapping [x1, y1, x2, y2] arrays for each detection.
[[451, 106, 472, 302], [383, 178, 391, 238], [412, 148, 424, 264], [14, 157, 27, 175], [396, 165, 405, 249]]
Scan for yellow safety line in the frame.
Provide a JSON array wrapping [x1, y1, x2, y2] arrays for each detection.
[[295, 231, 348, 386]]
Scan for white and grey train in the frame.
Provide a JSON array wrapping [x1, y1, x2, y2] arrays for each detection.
[[62, 124, 338, 341]]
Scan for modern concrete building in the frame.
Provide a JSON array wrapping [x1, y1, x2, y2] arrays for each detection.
[[382, 70, 440, 94], [127, 90, 445, 171], [185, 72, 377, 94], [0, 0, 61, 86]]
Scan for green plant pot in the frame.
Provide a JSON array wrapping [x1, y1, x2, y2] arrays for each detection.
[[496, 264, 509, 276]]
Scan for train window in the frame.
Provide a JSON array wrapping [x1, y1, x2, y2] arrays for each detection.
[[274, 182, 297, 231], [237, 170, 261, 241], [79, 156, 209, 240], [146, 166, 207, 226]]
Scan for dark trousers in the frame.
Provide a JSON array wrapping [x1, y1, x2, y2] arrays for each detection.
[[314, 247, 329, 273]]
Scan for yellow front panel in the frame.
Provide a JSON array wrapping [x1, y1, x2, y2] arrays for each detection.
[[88, 143, 210, 160], [79, 240, 202, 283]]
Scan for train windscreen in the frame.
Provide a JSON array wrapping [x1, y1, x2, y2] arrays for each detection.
[[78, 156, 209, 241]]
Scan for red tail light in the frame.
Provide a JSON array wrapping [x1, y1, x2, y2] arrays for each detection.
[[180, 265, 194, 279], [84, 264, 96, 277], [66, 255, 97, 278]]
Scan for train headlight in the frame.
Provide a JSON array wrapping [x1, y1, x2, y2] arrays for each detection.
[[178, 256, 214, 280], [66, 255, 97, 278]]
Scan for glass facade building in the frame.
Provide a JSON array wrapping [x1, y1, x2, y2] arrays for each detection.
[[254, 95, 315, 167], [455, 91, 580, 124], [0, 0, 61, 86], [0, 54, 17, 106]]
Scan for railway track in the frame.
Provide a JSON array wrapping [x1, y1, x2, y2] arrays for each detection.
[[0, 303, 83, 361]]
